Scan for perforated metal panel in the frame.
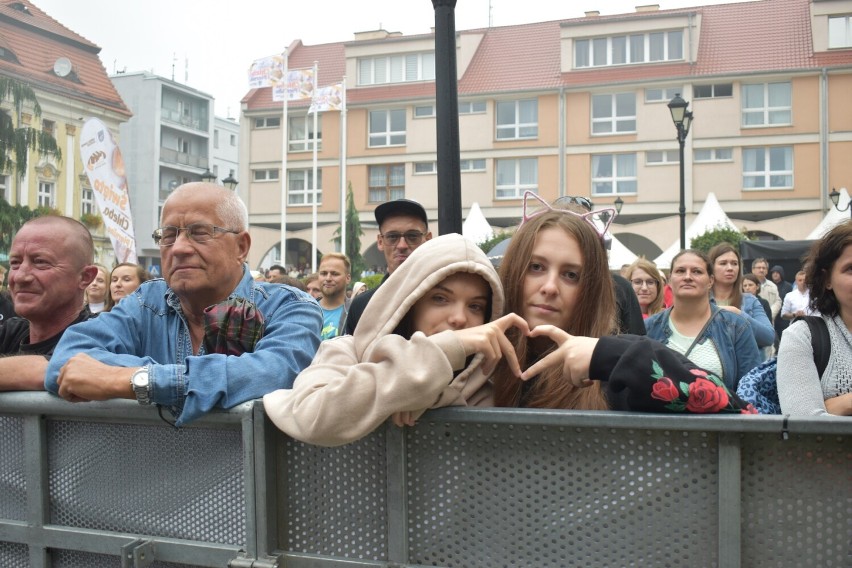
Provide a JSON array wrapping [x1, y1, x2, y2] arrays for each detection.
[[741, 432, 852, 568], [406, 422, 720, 568], [0, 416, 26, 521], [0, 541, 28, 568], [47, 420, 246, 545], [283, 431, 389, 560], [52, 549, 208, 568]]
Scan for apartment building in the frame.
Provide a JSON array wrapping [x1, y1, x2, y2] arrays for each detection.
[[0, 0, 131, 265], [241, 0, 852, 270]]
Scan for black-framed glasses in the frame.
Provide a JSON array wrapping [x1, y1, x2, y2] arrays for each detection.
[[152, 223, 240, 246], [552, 195, 594, 212], [379, 231, 426, 246]]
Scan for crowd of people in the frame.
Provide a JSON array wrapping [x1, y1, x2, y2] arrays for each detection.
[[0, 184, 848, 438]]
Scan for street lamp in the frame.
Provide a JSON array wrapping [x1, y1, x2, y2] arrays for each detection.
[[222, 174, 239, 191], [829, 187, 852, 218], [614, 195, 624, 215], [200, 169, 217, 183], [668, 93, 693, 250]]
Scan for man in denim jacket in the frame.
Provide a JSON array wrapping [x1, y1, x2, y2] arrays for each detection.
[[45, 183, 322, 426]]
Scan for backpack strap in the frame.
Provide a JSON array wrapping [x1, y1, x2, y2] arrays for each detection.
[[795, 316, 831, 378]]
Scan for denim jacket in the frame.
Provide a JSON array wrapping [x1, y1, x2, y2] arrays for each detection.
[[46, 266, 322, 426], [710, 292, 776, 348], [645, 305, 761, 391]]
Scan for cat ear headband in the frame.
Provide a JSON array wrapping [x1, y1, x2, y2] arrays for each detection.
[[520, 191, 617, 238]]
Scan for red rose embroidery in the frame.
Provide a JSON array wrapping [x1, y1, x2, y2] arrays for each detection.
[[685, 377, 729, 413], [651, 377, 680, 402], [741, 403, 759, 415], [689, 368, 708, 378]]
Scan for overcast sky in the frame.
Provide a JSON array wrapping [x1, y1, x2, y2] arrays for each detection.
[[35, 0, 750, 119]]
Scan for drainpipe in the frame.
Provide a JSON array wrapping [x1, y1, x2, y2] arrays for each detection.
[[559, 86, 565, 197], [820, 67, 828, 211]]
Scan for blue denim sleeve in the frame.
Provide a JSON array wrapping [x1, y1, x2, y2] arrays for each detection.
[[172, 291, 322, 425], [741, 294, 775, 348], [733, 319, 762, 389]]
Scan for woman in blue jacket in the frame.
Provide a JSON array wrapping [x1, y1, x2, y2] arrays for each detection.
[[708, 243, 776, 355], [646, 249, 762, 391]]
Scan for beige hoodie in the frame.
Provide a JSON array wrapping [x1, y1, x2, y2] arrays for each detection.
[[263, 233, 504, 446]]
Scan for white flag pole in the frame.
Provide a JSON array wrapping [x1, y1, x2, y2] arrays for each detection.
[[279, 49, 289, 269], [340, 77, 347, 257], [310, 61, 319, 272]]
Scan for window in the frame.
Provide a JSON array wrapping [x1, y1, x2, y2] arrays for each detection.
[[0, 174, 8, 202], [81, 186, 95, 215], [460, 159, 486, 172], [369, 109, 406, 147], [496, 99, 538, 140], [742, 82, 791, 126], [591, 93, 636, 134], [37, 181, 54, 207], [42, 119, 54, 135], [214, 129, 219, 149], [459, 100, 487, 114], [829, 16, 852, 48], [414, 162, 436, 174], [230, 134, 236, 146], [369, 164, 405, 202], [693, 83, 733, 99], [574, 30, 683, 68], [177, 137, 189, 154], [289, 115, 321, 152], [253, 169, 279, 181], [414, 105, 435, 118], [591, 154, 637, 195], [645, 86, 682, 103], [255, 117, 281, 129], [743, 147, 793, 189], [288, 169, 322, 205], [694, 148, 733, 162], [495, 158, 537, 199], [357, 52, 435, 86], [645, 150, 679, 165]]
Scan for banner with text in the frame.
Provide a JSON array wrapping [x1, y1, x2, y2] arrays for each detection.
[[309, 83, 344, 113], [79, 117, 138, 263], [247, 54, 314, 102]]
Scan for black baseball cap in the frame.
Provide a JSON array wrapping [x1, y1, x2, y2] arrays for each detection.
[[374, 199, 428, 228]]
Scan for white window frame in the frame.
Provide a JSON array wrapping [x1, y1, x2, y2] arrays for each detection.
[[495, 158, 537, 199], [413, 162, 436, 174], [496, 99, 538, 140], [742, 82, 792, 127], [287, 169, 322, 206], [254, 117, 281, 129], [253, 169, 280, 182], [591, 154, 637, 196], [645, 150, 680, 165], [828, 15, 852, 48], [37, 181, 54, 208], [459, 100, 487, 114], [694, 148, 733, 163], [693, 83, 733, 99], [0, 174, 8, 202], [460, 159, 486, 172], [645, 86, 682, 103], [81, 186, 95, 215], [288, 115, 321, 152], [742, 146, 793, 190], [357, 52, 435, 86], [369, 109, 406, 147], [368, 164, 406, 203], [414, 105, 435, 118], [591, 93, 636, 135], [574, 30, 683, 69]]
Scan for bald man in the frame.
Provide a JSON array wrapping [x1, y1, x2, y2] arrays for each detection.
[[46, 183, 322, 426], [0, 216, 97, 390]]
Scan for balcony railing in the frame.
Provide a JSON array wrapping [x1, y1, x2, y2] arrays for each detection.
[[160, 147, 207, 169], [161, 107, 207, 132]]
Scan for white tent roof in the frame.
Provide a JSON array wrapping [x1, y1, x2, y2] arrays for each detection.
[[609, 235, 638, 271], [653, 192, 739, 269], [462, 202, 494, 244], [806, 187, 850, 240]]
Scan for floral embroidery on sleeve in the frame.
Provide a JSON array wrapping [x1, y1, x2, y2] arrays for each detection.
[[650, 361, 757, 414]]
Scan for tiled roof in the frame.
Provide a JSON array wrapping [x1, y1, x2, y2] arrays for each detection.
[[0, 0, 130, 116], [243, 0, 852, 109]]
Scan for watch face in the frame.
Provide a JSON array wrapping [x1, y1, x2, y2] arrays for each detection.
[[132, 371, 149, 387]]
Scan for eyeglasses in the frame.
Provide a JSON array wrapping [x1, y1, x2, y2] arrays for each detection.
[[631, 278, 658, 288], [379, 231, 426, 246], [152, 223, 240, 246], [552, 195, 593, 212]]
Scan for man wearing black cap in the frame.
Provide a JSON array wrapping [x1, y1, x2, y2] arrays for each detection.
[[343, 199, 432, 334]]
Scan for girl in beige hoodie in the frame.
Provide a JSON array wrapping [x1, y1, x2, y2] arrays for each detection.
[[263, 233, 526, 446]]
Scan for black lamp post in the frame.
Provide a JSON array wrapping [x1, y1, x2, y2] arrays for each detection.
[[829, 187, 852, 218], [668, 94, 693, 250], [599, 196, 624, 226], [222, 174, 239, 191], [200, 169, 217, 183]]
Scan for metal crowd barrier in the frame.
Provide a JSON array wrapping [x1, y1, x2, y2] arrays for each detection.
[[2, 393, 850, 567]]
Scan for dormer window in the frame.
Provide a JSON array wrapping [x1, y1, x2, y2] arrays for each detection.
[[574, 30, 683, 68], [828, 15, 852, 48], [357, 52, 435, 86]]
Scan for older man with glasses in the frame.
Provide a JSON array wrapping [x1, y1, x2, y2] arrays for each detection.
[[45, 182, 322, 426], [343, 198, 432, 334]]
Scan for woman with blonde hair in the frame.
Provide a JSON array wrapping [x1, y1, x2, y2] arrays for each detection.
[[107, 263, 151, 310], [85, 264, 110, 314], [625, 258, 665, 318]]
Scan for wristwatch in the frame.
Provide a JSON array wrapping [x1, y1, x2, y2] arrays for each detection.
[[130, 366, 151, 405]]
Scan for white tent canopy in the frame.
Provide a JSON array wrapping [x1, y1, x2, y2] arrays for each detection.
[[609, 235, 638, 271], [653, 192, 739, 269], [807, 187, 850, 240], [462, 202, 494, 244]]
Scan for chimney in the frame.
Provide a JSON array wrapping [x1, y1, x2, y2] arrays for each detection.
[[636, 4, 660, 12]]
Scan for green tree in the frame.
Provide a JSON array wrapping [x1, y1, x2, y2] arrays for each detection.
[[0, 76, 62, 177], [477, 230, 513, 255], [0, 197, 46, 256], [332, 183, 366, 281], [690, 226, 748, 254]]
